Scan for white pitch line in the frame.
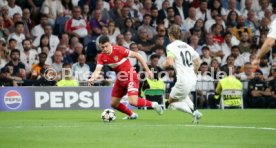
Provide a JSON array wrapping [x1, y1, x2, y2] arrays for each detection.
[[184, 124, 276, 131], [0, 124, 276, 131]]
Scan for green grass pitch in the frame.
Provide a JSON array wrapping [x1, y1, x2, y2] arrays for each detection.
[[1, 109, 276, 148]]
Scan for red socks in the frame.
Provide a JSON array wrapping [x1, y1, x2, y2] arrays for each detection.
[[116, 103, 133, 116], [136, 98, 152, 107]]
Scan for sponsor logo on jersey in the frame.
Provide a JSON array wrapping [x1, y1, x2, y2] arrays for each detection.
[[114, 56, 118, 61], [4, 90, 23, 110]]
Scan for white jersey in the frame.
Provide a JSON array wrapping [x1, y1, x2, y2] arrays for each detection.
[[166, 40, 199, 80], [267, 19, 276, 39]]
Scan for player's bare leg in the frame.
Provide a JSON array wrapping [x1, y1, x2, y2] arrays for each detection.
[[128, 95, 163, 115], [110, 96, 134, 117]]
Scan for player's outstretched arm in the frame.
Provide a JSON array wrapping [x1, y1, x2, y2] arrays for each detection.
[[253, 37, 275, 66], [88, 64, 103, 86], [130, 51, 153, 78]]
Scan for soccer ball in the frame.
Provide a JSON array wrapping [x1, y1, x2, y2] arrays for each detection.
[[101, 109, 116, 122]]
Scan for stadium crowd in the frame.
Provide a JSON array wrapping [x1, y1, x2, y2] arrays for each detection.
[[0, 0, 275, 108]]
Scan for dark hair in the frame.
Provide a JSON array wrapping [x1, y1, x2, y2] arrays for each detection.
[[231, 45, 240, 51], [200, 62, 208, 67], [166, 7, 174, 13], [150, 54, 160, 60], [39, 34, 50, 49], [62, 63, 71, 68], [99, 35, 110, 44], [14, 21, 24, 27], [201, 46, 210, 51], [129, 42, 137, 49], [39, 52, 48, 58], [22, 39, 31, 45], [8, 38, 17, 43], [10, 49, 20, 57]]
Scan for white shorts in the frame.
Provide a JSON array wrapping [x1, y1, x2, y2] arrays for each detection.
[[170, 78, 196, 100]]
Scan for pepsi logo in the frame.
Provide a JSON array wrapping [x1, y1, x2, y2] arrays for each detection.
[[4, 90, 22, 110]]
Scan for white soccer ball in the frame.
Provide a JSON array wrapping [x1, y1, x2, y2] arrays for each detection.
[[101, 109, 116, 122]]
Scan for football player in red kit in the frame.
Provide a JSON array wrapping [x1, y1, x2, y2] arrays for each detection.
[[88, 36, 163, 119]]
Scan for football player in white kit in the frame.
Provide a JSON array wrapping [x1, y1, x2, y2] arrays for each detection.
[[252, 18, 276, 66], [163, 25, 202, 123]]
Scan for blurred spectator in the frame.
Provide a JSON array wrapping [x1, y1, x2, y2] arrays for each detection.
[[72, 54, 90, 82], [7, 21, 25, 50], [149, 45, 166, 69], [200, 46, 212, 65], [247, 69, 271, 108], [20, 39, 38, 74], [70, 42, 84, 63], [148, 54, 163, 75], [36, 34, 50, 54], [120, 18, 138, 39], [40, 0, 64, 26], [65, 6, 91, 39], [222, 46, 245, 68], [195, 0, 211, 21], [33, 24, 60, 55], [141, 0, 152, 16], [257, 0, 272, 20], [107, 20, 121, 44], [8, 38, 17, 51], [164, 7, 175, 28], [211, 23, 224, 45], [7, 0, 22, 17], [56, 63, 79, 86], [94, 0, 110, 21], [0, 40, 10, 70], [22, 8, 35, 35], [138, 14, 156, 40], [128, 42, 147, 72], [82, 4, 91, 21], [27, 0, 44, 24], [30, 52, 49, 80], [211, 0, 227, 20], [51, 50, 63, 73], [226, 0, 241, 16], [232, 16, 253, 41], [221, 55, 239, 75], [184, 7, 197, 32], [40, 46, 53, 65], [1, 5, 13, 29], [0, 0, 8, 8], [61, 0, 73, 17], [226, 10, 238, 27], [90, 8, 108, 37], [238, 31, 251, 54], [116, 34, 127, 48], [150, 6, 159, 29], [267, 64, 276, 81], [259, 57, 270, 79], [123, 31, 134, 49], [31, 15, 48, 38], [196, 62, 215, 108], [237, 62, 254, 81], [189, 35, 202, 55], [158, 0, 170, 21], [245, 10, 259, 35], [134, 28, 155, 55], [10, 13, 30, 39], [108, 0, 123, 21], [4, 49, 26, 79], [240, 0, 260, 12], [204, 33, 224, 63], [173, 0, 190, 21], [0, 16, 9, 39], [0, 66, 17, 86], [153, 24, 170, 48]]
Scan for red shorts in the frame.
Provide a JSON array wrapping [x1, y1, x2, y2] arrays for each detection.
[[111, 76, 139, 98]]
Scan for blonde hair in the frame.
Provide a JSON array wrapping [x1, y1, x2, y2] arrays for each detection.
[[168, 25, 182, 40]]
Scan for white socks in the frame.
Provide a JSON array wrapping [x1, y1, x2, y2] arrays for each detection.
[[170, 101, 193, 115], [170, 96, 195, 115]]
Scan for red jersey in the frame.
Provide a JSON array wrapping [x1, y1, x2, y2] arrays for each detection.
[[97, 45, 134, 73]]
